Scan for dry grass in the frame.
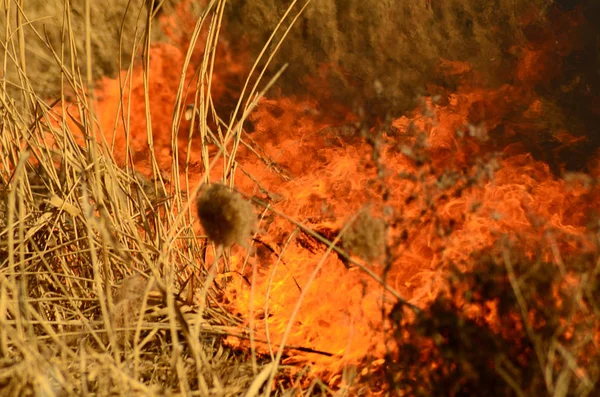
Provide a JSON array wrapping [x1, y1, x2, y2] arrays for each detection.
[[0, 0, 311, 395], [3, 0, 597, 395], [342, 209, 385, 263], [196, 183, 256, 249], [0, 0, 181, 100]]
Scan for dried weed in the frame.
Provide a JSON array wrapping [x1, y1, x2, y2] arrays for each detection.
[[0, 0, 179, 100], [196, 183, 256, 248], [342, 210, 385, 263]]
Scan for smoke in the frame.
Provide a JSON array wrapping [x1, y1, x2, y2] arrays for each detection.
[[225, 0, 549, 120], [224, 0, 600, 171]]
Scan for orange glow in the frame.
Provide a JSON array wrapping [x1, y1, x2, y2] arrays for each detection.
[[69, 0, 600, 388], [217, 86, 598, 380]]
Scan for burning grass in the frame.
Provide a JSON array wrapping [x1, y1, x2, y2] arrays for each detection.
[[226, 0, 600, 171], [0, 1, 279, 395], [1, 0, 600, 395], [382, 237, 600, 396]]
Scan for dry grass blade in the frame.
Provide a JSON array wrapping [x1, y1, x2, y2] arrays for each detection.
[[0, 0, 300, 395]]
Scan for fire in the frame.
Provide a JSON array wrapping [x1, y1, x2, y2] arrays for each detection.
[[82, 0, 599, 389], [218, 85, 598, 377]]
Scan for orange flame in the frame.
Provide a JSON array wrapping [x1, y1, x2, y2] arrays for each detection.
[[79, 0, 600, 388]]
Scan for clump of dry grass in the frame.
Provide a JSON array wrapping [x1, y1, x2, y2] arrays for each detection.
[[342, 210, 385, 262], [0, 0, 180, 100], [111, 274, 158, 347], [196, 183, 256, 248]]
